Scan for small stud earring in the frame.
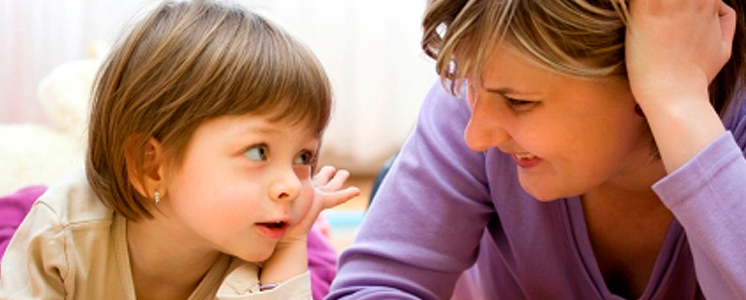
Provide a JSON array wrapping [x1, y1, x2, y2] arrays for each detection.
[[634, 104, 645, 117], [154, 190, 160, 204]]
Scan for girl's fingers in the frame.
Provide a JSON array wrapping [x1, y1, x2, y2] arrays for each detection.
[[324, 169, 351, 191], [320, 187, 361, 209], [312, 165, 357, 208], [313, 166, 352, 192], [313, 165, 336, 186]]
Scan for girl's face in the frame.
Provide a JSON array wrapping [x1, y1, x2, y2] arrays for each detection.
[[466, 44, 657, 201], [163, 114, 318, 262]]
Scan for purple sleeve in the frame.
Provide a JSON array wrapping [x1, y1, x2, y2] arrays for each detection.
[[308, 226, 338, 300], [327, 83, 494, 299], [0, 185, 47, 261], [653, 102, 746, 298]]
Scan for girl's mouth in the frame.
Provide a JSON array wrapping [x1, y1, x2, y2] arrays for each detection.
[[256, 221, 288, 239]]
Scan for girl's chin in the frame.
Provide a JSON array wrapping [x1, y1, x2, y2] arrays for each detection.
[[232, 248, 275, 263]]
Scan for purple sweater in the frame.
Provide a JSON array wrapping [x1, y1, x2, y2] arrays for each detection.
[[328, 83, 746, 299]]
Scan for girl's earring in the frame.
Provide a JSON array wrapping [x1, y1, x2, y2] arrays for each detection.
[[634, 104, 645, 117], [154, 190, 161, 205]]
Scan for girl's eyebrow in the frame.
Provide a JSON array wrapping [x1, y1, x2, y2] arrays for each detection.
[[235, 124, 281, 136], [252, 126, 281, 134]]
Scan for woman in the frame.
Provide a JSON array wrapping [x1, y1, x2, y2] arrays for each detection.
[[328, 0, 746, 299]]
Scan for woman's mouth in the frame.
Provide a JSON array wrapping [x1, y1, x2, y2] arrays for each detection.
[[512, 153, 542, 168], [256, 221, 288, 239]]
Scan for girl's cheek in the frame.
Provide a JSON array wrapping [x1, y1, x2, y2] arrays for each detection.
[[293, 187, 315, 219]]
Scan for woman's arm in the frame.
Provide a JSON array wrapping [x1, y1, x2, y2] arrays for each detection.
[[653, 127, 746, 299], [626, 0, 746, 297], [327, 82, 495, 299], [625, 0, 737, 173]]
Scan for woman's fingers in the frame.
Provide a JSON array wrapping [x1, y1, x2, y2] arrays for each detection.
[[625, 0, 736, 102], [719, 1, 737, 60]]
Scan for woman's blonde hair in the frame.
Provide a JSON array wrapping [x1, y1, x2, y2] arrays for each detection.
[[87, 0, 331, 220], [422, 0, 746, 115]]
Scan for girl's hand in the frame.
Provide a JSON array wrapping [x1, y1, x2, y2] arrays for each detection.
[[283, 165, 360, 242], [624, 0, 737, 172], [259, 166, 359, 286]]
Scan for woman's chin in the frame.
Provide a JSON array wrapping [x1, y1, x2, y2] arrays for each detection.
[[520, 183, 570, 202]]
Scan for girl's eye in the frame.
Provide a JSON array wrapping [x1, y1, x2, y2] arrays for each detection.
[[294, 150, 315, 165], [244, 144, 268, 161]]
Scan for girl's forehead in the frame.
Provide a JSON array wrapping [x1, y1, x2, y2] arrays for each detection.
[[197, 113, 321, 140]]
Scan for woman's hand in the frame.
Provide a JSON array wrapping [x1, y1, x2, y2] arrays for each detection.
[[259, 166, 359, 286], [626, 0, 736, 101], [625, 0, 737, 172]]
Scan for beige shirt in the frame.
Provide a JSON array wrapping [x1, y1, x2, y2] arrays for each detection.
[[0, 170, 310, 300]]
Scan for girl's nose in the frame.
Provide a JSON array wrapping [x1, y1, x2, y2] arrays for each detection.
[[464, 92, 511, 151], [269, 168, 302, 202]]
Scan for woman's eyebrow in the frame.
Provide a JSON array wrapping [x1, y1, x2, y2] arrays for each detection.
[[484, 86, 539, 97]]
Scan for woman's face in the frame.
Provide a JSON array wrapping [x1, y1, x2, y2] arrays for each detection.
[[465, 44, 657, 201]]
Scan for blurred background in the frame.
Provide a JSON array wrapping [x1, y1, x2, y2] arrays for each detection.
[[1, 0, 440, 251], [0, 0, 438, 174]]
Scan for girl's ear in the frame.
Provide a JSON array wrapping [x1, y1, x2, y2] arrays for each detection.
[[124, 135, 168, 200]]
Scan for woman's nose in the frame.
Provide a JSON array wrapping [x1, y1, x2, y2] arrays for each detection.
[[464, 93, 510, 151], [269, 168, 302, 202]]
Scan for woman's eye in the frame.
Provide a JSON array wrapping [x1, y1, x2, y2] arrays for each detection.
[[294, 150, 315, 165], [244, 145, 268, 161], [506, 98, 536, 110]]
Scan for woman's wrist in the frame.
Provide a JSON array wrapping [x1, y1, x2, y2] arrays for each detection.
[[639, 91, 725, 173]]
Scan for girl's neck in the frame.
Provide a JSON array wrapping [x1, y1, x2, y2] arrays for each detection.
[[126, 212, 222, 300]]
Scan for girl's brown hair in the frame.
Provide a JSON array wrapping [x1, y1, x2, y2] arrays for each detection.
[[422, 0, 746, 116], [87, 0, 331, 220]]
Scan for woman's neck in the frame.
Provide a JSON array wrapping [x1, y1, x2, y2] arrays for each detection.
[[580, 157, 674, 298], [584, 147, 670, 214], [126, 213, 222, 300]]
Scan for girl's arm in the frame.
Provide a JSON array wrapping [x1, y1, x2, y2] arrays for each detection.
[[0, 203, 68, 299]]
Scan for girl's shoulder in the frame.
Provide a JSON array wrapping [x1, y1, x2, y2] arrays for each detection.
[[33, 169, 114, 227]]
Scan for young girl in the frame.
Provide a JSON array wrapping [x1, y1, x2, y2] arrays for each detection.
[[330, 0, 746, 299], [0, 1, 359, 299]]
